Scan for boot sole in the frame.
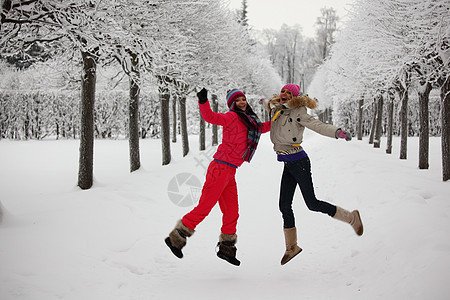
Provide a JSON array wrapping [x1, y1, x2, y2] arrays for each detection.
[[165, 237, 183, 259], [281, 248, 302, 265], [217, 251, 241, 266]]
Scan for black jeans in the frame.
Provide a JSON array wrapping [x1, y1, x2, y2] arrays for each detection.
[[279, 156, 337, 228]]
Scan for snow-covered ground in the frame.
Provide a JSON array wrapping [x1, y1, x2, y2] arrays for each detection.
[[1, 132, 449, 299]]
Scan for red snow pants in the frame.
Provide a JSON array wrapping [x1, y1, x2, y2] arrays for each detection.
[[182, 160, 239, 235]]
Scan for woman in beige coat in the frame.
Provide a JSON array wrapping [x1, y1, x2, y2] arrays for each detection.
[[264, 84, 363, 265]]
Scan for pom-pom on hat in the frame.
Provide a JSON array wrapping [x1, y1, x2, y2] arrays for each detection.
[[226, 89, 246, 108], [281, 84, 300, 97]]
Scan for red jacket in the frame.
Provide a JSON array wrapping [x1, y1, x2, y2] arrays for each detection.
[[199, 100, 271, 167]]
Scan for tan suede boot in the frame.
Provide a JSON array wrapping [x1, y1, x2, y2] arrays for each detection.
[[333, 206, 363, 236], [281, 227, 302, 265]]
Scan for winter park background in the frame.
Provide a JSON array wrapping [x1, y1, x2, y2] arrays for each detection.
[[1, 0, 449, 299]]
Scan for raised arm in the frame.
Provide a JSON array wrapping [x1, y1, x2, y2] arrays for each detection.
[[198, 88, 234, 126]]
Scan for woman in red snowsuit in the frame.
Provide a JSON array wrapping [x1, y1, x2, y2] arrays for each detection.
[[165, 88, 270, 266]]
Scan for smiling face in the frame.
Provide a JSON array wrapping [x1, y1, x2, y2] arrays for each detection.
[[280, 88, 293, 104], [235, 96, 247, 111]]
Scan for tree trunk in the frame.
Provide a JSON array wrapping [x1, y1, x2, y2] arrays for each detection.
[[33, 95, 41, 139], [369, 101, 377, 144], [287, 51, 293, 83], [172, 94, 177, 143], [386, 90, 395, 154], [327, 107, 333, 124], [212, 94, 218, 146], [318, 111, 324, 123], [129, 53, 141, 172], [357, 97, 363, 140], [440, 75, 450, 181], [418, 81, 432, 170], [159, 83, 171, 165], [199, 106, 205, 151], [179, 96, 189, 157], [374, 94, 384, 148], [25, 98, 31, 140], [397, 76, 409, 160], [78, 50, 97, 190], [264, 107, 269, 122]]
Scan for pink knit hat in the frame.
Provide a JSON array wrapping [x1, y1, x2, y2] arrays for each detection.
[[226, 89, 246, 108], [281, 84, 300, 97]]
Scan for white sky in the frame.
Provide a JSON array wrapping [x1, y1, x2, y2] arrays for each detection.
[[228, 0, 356, 38]]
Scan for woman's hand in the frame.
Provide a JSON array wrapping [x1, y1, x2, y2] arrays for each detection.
[[197, 88, 208, 104], [336, 129, 352, 141]]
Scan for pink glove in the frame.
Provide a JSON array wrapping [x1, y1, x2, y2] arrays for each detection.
[[336, 130, 352, 141]]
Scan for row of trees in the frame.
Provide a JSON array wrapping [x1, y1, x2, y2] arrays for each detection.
[[260, 7, 340, 92], [1, 86, 443, 141], [1, 0, 282, 190], [0, 90, 162, 140], [308, 0, 449, 181]]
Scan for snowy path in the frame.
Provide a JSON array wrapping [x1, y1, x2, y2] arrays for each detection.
[[0, 133, 449, 299]]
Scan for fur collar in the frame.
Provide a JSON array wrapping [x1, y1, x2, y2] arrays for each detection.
[[268, 95, 317, 110]]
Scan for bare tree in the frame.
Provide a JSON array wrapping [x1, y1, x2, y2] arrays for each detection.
[[211, 94, 218, 146], [357, 97, 364, 140], [78, 48, 98, 189], [128, 52, 141, 172], [179, 95, 189, 157], [396, 71, 410, 160], [438, 75, 450, 181], [369, 101, 377, 145], [315, 7, 339, 60], [159, 78, 171, 166], [386, 89, 395, 154], [172, 95, 177, 143], [418, 81, 432, 169], [199, 107, 206, 151], [238, 0, 249, 27], [374, 93, 384, 148], [1, 0, 146, 188]]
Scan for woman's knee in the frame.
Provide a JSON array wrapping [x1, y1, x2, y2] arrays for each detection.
[[305, 199, 335, 216], [305, 199, 321, 212]]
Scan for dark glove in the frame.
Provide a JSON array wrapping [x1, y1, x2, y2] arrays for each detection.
[[197, 88, 208, 104], [336, 129, 352, 141]]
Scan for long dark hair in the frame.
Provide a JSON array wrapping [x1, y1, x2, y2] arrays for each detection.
[[230, 102, 262, 130]]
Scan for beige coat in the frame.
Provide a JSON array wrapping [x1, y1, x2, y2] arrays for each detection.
[[264, 95, 339, 153]]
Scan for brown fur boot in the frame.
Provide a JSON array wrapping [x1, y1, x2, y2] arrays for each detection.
[[281, 227, 302, 265], [333, 206, 363, 236], [165, 219, 195, 258], [217, 233, 240, 266]]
